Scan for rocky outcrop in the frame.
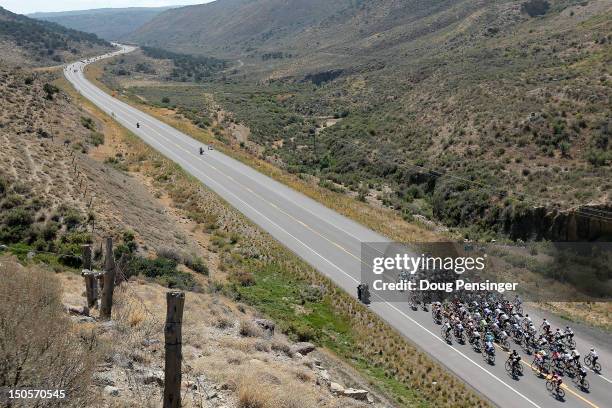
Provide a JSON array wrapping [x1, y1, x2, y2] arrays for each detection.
[[291, 342, 316, 356], [503, 204, 612, 241]]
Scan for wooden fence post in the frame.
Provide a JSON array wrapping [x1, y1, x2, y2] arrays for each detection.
[[100, 237, 116, 319], [164, 291, 185, 408], [81, 245, 97, 308], [82, 244, 92, 270]]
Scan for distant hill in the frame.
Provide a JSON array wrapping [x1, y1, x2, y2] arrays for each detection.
[[128, 0, 354, 57], [0, 6, 111, 66], [29, 6, 175, 41]]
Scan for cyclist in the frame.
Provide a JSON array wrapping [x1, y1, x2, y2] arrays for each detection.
[[577, 364, 587, 385], [537, 335, 548, 349], [562, 348, 573, 367], [551, 372, 563, 391], [490, 320, 500, 334], [509, 349, 521, 371], [570, 348, 581, 365], [479, 318, 488, 332], [471, 328, 481, 344], [564, 326, 574, 341], [455, 321, 464, 336], [535, 348, 546, 361], [484, 340, 495, 356], [587, 348, 599, 366], [527, 322, 537, 336], [541, 318, 550, 333], [500, 312, 509, 326], [442, 321, 452, 339], [514, 294, 522, 307]]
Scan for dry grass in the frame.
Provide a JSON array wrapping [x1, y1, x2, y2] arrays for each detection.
[[237, 376, 318, 408], [0, 257, 100, 407], [537, 302, 612, 332], [239, 319, 263, 337]]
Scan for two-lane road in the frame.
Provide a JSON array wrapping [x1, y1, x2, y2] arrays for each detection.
[[64, 45, 611, 408]]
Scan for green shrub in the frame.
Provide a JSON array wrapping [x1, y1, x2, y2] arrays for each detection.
[[126, 256, 177, 278], [43, 83, 59, 100], [0, 176, 7, 198], [4, 207, 34, 228], [88, 132, 104, 146], [80, 116, 95, 131], [521, 0, 550, 17], [185, 256, 209, 275]]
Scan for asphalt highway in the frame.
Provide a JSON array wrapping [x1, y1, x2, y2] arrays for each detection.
[[64, 45, 611, 408]]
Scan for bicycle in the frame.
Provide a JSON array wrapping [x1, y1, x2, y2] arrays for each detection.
[[532, 356, 549, 377], [454, 328, 465, 344], [572, 375, 590, 392], [432, 308, 443, 325], [482, 345, 495, 364], [505, 359, 523, 378], [546, 379, 565, 400], [584, 355, 602, 373], [497, 336, 510, 351], [441, 327, 452, 344]]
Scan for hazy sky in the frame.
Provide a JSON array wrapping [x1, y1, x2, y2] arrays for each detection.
[[0, 1, 213, 15]]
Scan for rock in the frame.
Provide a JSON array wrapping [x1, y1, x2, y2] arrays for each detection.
[[291, 342, 316, 356], [93, 371, 116, 386], [74, 316, 96, 323], [104, 386, 119, 397], [65, 304, 89, 316], [141, 370, 164, 386], [99, 320, 117, 330], [141, 338, 161, 347], [111, 353, 131, 369], [330, 382, 345, 395], [220, 380, 236, 391], [317, 369, 331, 386], [253, 318, 275, 335], [343, 388, 369, 401]]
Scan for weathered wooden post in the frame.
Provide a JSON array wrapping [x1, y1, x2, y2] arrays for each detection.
[[164, 291, 185, 408], [82, 244, 92, 270], [81, 245, 97, 308], [100, 237, 116, 319]]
